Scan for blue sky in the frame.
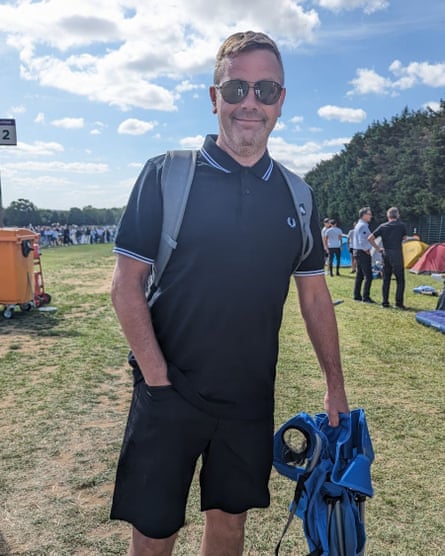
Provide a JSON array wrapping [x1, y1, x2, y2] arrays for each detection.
[[0, 0, 444, 210]]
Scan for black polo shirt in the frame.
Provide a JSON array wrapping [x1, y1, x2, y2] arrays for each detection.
[[373, 220, 407, 250], [114, 134, 325, 419]]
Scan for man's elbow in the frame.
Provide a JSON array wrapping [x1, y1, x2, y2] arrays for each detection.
[[110, 273, 123, 310]]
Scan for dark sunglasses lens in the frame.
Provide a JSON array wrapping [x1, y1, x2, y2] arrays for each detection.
[[255, 81, 281, 105], [219, 80, 281, 104], [220, 80, 248, 103]]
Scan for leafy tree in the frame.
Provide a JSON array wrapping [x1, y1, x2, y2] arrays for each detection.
[[68, 207, 84, 225], [4, 198, 41, 227], [305, 101, 445, 230]]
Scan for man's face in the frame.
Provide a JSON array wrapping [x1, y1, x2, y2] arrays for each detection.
[[209, 49, 285, 164]]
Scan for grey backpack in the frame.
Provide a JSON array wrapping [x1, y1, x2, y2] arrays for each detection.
[[149, 150, 314, 300]]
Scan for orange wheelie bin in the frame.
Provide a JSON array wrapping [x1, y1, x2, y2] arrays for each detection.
[[0, 227, 39, 319]]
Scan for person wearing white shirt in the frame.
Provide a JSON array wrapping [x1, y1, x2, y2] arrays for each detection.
[[351, 208, 375, 303], [323, 219, 343, 276]]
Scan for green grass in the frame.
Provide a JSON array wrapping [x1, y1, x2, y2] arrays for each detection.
[[0, 245, 444, 555]]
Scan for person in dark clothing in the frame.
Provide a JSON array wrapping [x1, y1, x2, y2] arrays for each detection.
[[368, 207, 408, 309], [62, 225, 73, 246], [110, 30, 349, 556]]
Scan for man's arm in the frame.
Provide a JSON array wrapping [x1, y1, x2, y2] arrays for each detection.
[[323, 232, 329, 253], [294, 274, 349, 426], [111, 254, 170, 386], [368, 232, 383, 253]]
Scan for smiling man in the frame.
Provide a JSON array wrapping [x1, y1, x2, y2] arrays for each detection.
[[110, 31, 349, 556]]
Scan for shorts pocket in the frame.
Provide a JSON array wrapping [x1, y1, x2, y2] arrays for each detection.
[[145, 383, 176, 399]]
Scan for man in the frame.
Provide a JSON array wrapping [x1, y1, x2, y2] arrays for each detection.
[[351, 207, 375, 303], [110, 31, 349, 556], [347, 221, 357, 273], [368, 207, 408, 309], [321, 217, 331, 267], [323, 218, 343, 276]]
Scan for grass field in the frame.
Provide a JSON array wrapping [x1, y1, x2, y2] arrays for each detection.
[[0, 243, 444, 555]]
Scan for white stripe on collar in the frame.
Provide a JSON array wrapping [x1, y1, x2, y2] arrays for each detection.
[[200, 147, 231, 173], [262, 159, 274, 181], [200, 147, 274, 181]]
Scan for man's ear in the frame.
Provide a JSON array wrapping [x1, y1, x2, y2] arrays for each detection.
[[209, 86, 217, 114], [277, 87, 286, 118]]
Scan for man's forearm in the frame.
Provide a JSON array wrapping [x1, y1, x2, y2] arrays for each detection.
[[295, 276, 349, 423], [302, 295, 343, 385], [111, 258, 169, 385]]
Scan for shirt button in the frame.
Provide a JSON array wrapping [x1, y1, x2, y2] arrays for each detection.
[[244, 188, 251, 195]]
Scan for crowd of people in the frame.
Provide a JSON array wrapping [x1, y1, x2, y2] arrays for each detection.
[[28, 224, 117, 248], [322, 207, 408, 309]]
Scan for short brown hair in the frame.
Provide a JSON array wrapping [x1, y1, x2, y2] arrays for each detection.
[[213, 31, 284, 85]]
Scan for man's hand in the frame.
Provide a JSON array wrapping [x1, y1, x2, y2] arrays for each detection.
[[324, 388, 349, 427]]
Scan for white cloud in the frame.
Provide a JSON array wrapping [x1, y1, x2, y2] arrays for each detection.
[[128, 162, 144, 169], [51, 117, 85, 129], [118, 118, 158, 135], [423, 101, 441, 112], [0, 0, 321, 112], [35, 112, 45, 124], [13, 141, 65, 157], [318, 105, 367, 123], [290, 116, 304, 124], [11, 105, 26, 115], [315, 0, 388, 14], [348, 61, 445, 96], [274, 121, 287, 131], [390, 60, 445, 88], [5, 160, 108, 173], [323, 137, 351, 147], [175, 80, 206, 94], [268, 136, 338, 176], [348, 68, 392, 95], [180, 135, 206, 149]]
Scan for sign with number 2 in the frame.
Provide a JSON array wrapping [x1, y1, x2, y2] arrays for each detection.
[[0, 119, 17, 145]]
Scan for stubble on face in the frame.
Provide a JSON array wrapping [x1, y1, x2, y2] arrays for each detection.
[[213, 50, 285, 166]]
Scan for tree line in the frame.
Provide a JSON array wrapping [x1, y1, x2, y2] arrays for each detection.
[[2, 199, 123, 227], [305, 100, 445, 232]]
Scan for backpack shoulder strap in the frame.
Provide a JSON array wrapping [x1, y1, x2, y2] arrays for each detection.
[[275, 161, 314, 269], [153, 149, 197, 289]]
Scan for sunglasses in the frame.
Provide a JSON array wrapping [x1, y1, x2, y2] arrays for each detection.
[[215, 79, 283, 105]]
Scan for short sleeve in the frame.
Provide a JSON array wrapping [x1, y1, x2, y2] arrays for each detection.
[[113, 156, 164, 264]]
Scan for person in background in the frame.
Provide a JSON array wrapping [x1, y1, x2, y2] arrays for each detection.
[[321, 217, 330, 264], [110, 30, 349, 556], [351, 207, 375, 303], [323, 219, 343, 276], [347, 221, 357, 273], [368, 207, 408, 309]]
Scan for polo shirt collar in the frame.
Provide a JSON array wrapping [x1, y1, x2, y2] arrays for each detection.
[[200, 134, 274, 182]]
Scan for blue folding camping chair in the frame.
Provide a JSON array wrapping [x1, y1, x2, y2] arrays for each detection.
[[273, 408, 374, 556]]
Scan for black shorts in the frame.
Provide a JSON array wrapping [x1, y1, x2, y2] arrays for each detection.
[[110, 373, 273, 538]]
